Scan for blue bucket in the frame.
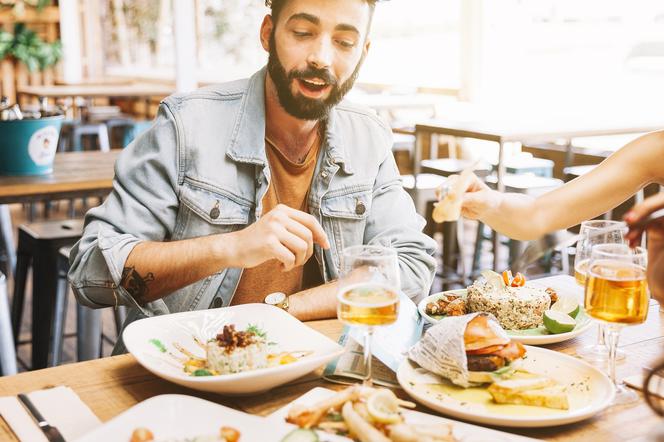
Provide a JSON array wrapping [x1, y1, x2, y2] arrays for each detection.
[[0, 115, 64, 175]]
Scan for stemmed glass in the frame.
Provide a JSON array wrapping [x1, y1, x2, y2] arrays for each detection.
[[337, 245, 401, 387], [574, 220, 627, 362], [584, 244, 649, 405]]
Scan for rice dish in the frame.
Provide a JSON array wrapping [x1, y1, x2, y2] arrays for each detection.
[[466, 280, 551, 330], [206, 324, 269, 374]]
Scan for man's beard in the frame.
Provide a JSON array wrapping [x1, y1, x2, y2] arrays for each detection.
[[267, 32, 365, 121]]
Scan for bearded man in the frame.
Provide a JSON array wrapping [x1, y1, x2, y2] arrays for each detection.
[[68, 0, 436, 352]]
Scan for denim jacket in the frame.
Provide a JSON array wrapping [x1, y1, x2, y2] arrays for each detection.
[[68, 67, 437, 337]]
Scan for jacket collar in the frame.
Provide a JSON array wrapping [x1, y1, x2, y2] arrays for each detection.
[[226, 66, 353, 174]]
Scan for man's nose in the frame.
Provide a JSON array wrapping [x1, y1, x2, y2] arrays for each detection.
[[307, 38, 333, 70]]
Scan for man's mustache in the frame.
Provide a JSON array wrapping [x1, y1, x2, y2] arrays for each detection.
[[289, 66, 338, 86]]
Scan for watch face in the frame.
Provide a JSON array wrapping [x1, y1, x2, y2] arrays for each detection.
[[265, 291, 286, 305]]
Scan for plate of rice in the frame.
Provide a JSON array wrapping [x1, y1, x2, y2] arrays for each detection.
[[123, 303, 344, 395], [418, 273, 592, 345]]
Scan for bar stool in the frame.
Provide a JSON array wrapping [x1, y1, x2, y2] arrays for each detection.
[[11, 219, 84, 369], [54, 246, 126, 363], [0, 273, 17, 375], [420, 159, 492, 288], [503, 156, 555, 178]]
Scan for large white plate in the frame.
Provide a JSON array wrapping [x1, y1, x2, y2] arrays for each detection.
[[76, 394, 296, 442], [122, 303, 344, 395], [267, 387, 542, 441], [397, 345, 615, 428], [418, 289, 593, 345]]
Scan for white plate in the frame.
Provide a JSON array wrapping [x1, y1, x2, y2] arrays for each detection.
[[418, 289, 593, 345], [397, 345, 615, 428], [76, 394, 296, 442], [267, 387, 542, 441], [122, 303, 344, 395]]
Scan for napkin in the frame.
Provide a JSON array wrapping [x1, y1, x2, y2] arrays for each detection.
[[0, 386, 101, 441]]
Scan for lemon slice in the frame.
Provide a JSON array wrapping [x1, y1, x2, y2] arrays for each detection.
[[366, 389, 402, 424], [550, 295, 580, 319], [543, 310, 576, 334]]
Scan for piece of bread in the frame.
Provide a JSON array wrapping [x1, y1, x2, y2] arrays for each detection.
[[489, 385, 570, 410], [488, 377, 569, 410]]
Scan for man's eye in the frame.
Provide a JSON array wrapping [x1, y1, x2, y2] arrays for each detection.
[[294, 31, 312, 37], [337, 40, 356, 49]]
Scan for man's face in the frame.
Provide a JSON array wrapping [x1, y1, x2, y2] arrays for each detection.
[[262, 0, 372, 120]]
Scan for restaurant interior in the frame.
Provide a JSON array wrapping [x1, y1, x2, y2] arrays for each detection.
[[0, 1, 662, 441]]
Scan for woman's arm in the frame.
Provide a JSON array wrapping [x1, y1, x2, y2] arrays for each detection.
[[460, 130, 664, 240]]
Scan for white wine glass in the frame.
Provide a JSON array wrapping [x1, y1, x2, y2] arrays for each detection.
[[337, 245, 400, 387], [574, 220, 627, 363], [585, 244, 649, 405]]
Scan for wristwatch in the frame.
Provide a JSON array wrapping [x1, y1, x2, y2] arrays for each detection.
[[264, 291, 289, 311]]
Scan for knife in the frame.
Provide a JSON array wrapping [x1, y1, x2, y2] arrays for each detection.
[[17, 393, 66, 442]]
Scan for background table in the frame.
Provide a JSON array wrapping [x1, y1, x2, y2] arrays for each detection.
[[0, 149, 120, 205], [415, 111, 664, 270], [0, 276, 661, 441]]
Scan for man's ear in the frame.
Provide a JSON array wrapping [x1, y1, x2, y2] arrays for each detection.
[[362, 38, 371, 59], [260, 15, 273, 52]]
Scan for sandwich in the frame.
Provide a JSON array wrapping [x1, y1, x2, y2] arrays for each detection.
[[488, 377, 570, 410], [464, 314, 527, 383]]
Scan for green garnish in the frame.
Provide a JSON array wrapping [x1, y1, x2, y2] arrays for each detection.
[[246, 323, 267, 338], [192, 369, 213, 376], [149, 338, 167, 353], [326, 411, 344, 422]]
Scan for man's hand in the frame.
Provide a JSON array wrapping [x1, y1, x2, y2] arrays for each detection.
[[625, 192, 664, 303], [224, 204, 330, 272]]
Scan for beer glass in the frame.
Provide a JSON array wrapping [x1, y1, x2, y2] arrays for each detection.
[[585, 244, 648, 405], [337, 245, 400, 386], [575, 220, 627, 362]]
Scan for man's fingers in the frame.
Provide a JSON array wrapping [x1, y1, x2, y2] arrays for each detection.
[[284, 219, 314, 262], [277, 229, 309, 267], [279, 205, 330, 249], [268, 240, 296, 271]]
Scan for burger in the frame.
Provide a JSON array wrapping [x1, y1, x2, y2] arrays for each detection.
[[464, 314, 526, 383]]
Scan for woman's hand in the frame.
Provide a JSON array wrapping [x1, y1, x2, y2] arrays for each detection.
[[625, 192, 664, 303]]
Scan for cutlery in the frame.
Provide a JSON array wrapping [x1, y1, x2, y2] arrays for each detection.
[[17, 393, 66, 442]]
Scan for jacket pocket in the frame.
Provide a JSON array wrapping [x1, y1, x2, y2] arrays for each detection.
[[178, 179, 252, 237], [320, 186, 372, 269]]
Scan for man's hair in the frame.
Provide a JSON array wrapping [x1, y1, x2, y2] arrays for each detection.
[[265, 0, 377, 23]]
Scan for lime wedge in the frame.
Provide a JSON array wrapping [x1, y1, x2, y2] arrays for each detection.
[[543, 310, 576, 334], [550, 296, 580, 319]]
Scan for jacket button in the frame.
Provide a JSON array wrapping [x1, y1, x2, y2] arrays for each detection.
[[212, 298, 223, 308], [210, 200, 220, 219], [355, 200, 366, 215]]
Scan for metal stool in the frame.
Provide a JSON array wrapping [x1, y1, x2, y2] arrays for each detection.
[[0, 273, 17, 375], [55, 246, 126, 362], [503, 155, 555, 178], [11, 219, 84, 369]]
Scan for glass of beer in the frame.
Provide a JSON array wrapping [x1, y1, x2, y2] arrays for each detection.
[[337, 245, 400, 386], [575, 220, 627, 362], [585, 244, 648, 405]]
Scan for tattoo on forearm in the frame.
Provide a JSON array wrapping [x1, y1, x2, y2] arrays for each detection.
[[121, 266, 154, 305]]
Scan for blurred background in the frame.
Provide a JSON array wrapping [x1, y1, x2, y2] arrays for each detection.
[[0, 0, 662, 371]]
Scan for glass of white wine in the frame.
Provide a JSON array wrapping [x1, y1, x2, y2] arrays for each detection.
[[574, 220, 627, 362], [585, 244, 649, 405], [337, 245, 400, 387]]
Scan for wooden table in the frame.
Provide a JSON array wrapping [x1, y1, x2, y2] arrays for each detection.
[[415, 112, 664, 270], [0, 277, 661, 441], [17, 84, 173, 101], [0, 149, 120, 205]]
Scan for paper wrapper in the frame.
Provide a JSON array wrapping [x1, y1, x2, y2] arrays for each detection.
[[407, 312, 484, 388]]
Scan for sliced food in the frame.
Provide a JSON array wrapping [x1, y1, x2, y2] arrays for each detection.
[[543, 310, 576, 334], [550, 296, 580, 319], [366, 389, 402, 424]]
